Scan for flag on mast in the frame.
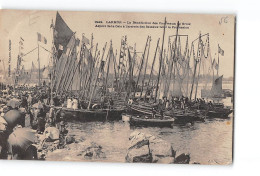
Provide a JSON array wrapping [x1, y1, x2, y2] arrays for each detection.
[[37, 32, 47, 44], [218, 45, 224, 56]]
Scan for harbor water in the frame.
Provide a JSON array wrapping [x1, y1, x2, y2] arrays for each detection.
[[46, 83, 233, 164], [59, 115, 232, 164]]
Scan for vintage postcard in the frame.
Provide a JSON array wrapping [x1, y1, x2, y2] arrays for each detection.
[[0, 10, 235, 164]]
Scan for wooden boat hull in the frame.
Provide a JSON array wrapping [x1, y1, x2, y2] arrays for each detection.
[[129, 104, 205, 124], [173, 113, 205, 124], [206, 109, 233, 119], [129, 116, 175, 128], [59, 107, 125, 121]]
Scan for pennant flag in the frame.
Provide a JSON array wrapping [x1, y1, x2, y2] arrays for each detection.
[[218, 45, 224, 56], [50, 19, 54, 29], [82, 35, 90, 45], [37, 32, 47, 44], [129, 46, 134, 50]]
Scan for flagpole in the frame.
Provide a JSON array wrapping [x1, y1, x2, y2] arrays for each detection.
[[217, 44, 219, 77], [38, 42, 41, 86]]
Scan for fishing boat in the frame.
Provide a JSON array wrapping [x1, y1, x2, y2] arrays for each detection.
[[47, 12, 126, 121], [128, 103, 205, 124], [126, 20, 208, 125], [59, 107, 124, 121], [206, 107, 233, 119], [129, 115, 175, 127]]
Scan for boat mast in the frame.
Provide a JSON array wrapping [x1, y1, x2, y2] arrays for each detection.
[[217, 43, 219, 77], [155, 17, 167, 102], [190, 33, 202, 100], [147, 38, 160, 99], [87, 42, 107, 109], [105, 41, 113, 95], [164, 21, 180, 98], [134, 36, 149, 96], [140, 36, 151, 98], [194, 35, 203, 100]]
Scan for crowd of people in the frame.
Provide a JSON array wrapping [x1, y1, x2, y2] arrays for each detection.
[[0, 85, 68, 160]]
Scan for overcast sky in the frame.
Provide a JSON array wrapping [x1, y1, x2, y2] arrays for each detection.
[[0, 10, 235, 78]]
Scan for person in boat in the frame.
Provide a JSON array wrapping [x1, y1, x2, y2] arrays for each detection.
[[72, 97, 78, 110], [67, 97, 72, 109], [181, 98, 185, 110], [100, 95, 105, 109], [162, 96, 167, 108], [158, 99, 164, 119], [208, 101, 213, 108], [152, 107, 156, 118], [171, 96, 177, 109], [79, 99, 86, 109], [128, 98, 133, 105], [108, 97, 114, 109]]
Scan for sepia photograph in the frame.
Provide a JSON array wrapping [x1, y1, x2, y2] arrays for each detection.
[[0, 9, 235, 165]]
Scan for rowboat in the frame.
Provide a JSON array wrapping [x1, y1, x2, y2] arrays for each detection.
[[129, 115, 175, 128], [206, 108, 233, 119]]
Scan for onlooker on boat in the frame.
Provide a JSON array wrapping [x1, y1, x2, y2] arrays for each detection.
[[100, 95, 105, 109], [162, 96, 167, 109], [67, 97, 72, 109], [72, 97, 78, 110], [128, 98, 133, 105], [181, 98, 185, 110], [165, 100, 170, 110], [158, 99, 164, 119], [152, 107, 156, 118], [108, 97, 114, 109]]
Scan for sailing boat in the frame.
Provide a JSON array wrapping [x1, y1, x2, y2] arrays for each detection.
[[127, 19, 206, 125], [201, 44, 228, 99], [50, 12, 124, 121]]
